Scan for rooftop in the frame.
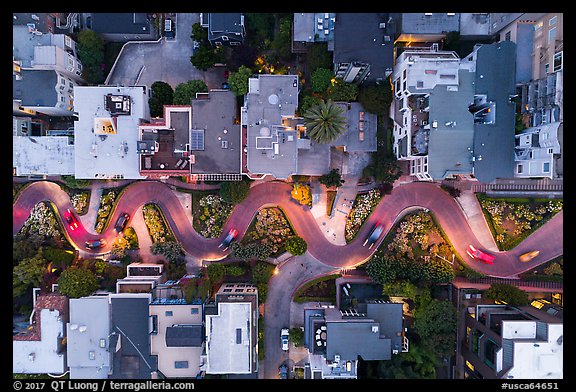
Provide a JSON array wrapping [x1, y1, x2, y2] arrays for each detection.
[[191, 90, 241, 175], [245, 75, 301, 179], [109, 294, 157, 379], [330, 102, 377, 152], [150, 303, 204, 378], [205, 302, 253, 374], [333, 13, 394, 82], [13, 70, 58, 107], [13, 136, 75, 176], [74, 85, 149, 180], [399, 13, 460, 36], [208, 13, 243, 35], [427, 69, 476, 179], [67, 296, 112, 379], [90, 13, 151, 35], [13, 293, 68, 374], [471, 41, 517, 182]]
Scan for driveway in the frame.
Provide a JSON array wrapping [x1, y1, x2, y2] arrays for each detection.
[[106, 13, 225, 90]]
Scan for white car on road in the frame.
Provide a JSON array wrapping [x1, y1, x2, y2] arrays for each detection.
[[281, 328, 289, 351]]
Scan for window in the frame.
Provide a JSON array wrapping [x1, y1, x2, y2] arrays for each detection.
[[548, 27, 557, 44], [549, 16, 557, 26], [517, 164, 523, 174], [505, 31, 511, 41], [174, 361, 189, 369], [223, 289, 232, 292], [543, 162, 550, 173], [191, 308, 199, 314], [553, 52, 563, 72], [165, 311, 173, 317], [545, 63, 549, 74], [548, 148, 554, 154]]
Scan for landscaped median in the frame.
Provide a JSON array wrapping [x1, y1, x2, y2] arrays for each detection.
[[476, 194, 563, 251], [344, 188, 382, 242]]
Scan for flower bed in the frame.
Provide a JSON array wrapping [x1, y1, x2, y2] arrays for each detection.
[[143, 203, 175, 243], [94, 189, 118, 234], [71, 190, 90, 215], [18, 202, 64, 240], [344, 189, 382, 242], [477, 195, 562, 250], [194, 194, 233, 238], [326, 190, 337, 216], [242, 207, 295, 256]]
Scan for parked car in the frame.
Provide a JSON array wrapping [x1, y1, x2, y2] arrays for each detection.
[[466, 244, 495, 264], [363, 222, 384, 249], [278, 364, 288, 379], [85, 239, 106, 250], [219, 228, 238, 250], [64, 208, 78, 231], [114, 212, 130, 233], [281, 328, 290, 351], [519, 250, 540, 263]]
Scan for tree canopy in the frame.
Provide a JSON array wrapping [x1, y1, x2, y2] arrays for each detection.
[[173, 80, 208, 105], [149, 81, 174, 117], [358, 81, 393, 116], [319, 168, 344, 188], [327, 80, 359, 102], [219, 179, 252, 204], [484, 283, 530, 306], [76, 29, 105, 84], [303, 99, 347, 144], [413, 298, 457, 358], [228, 65, 253, 96], [190, 45, 223, 71], [285, 236, 308, 256], [311, 68, 333, 94], [57, 268, 99, 298], [13, 250, 47, 297]]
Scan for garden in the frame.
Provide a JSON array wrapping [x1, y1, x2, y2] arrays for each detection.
[[365, 211, 455, 286], [241, 207, 295, 256], [518, 255, 563, 283], [70, 190, 90, 215], [94, 188, 121, 234], [143, 203, 175, 243], [345, 189, 382, 242], [293, 274, 341, 303], [477, 194, 563, 250], [193, 193, 234, 238]]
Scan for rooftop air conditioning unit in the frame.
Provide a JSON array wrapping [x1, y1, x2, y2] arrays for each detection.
[[372, 326, 379, 333], [379, 23, 386, 29], [334, 355, 341, 362]]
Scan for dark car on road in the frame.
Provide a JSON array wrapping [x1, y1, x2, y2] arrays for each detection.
[[363, 222, 384, 249], [114, 213, 130, 233], [85, 239, 106, 250], [466, 244, 495, 264], [64, 208, 79, 231], [219, 228, 238, 251]]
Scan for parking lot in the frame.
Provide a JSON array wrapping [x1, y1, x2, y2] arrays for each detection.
[[106, 13, 225, 90]]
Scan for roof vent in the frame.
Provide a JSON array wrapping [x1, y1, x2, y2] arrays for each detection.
[[79, 325, 87, 333], [268, 94, 279, 105], [372, 325, 379, 333], [29, 353, 35, 361]]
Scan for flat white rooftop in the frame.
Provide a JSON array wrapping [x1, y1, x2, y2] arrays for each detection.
[[205, 302, 252, 374], [13, 309, 66, 374], [73, 85, 149, 179], [13, 136, 74, 176]]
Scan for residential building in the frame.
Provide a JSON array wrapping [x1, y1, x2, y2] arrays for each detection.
[[333, 13, 394, 84], [292, 13, 336, 53], [85, 13, 156, 42], [74, 85, 150, 180], [115, 263, 165, 294], [242, 74, 304, 179], [13, 135, 75, 177], [108, 293, 158, 379], [149, 283, 205, 378], [66, 296, 112, 379], [391, 41, 517, 183], [304, 301, 406, 379], [13, 293, 69, 375], [204, 283, 258, 376], [139, 90, 242, 181], [391, 46, 475, 181], [13, 24, 84, 119], [203, 13, 245, 47], [514, 122, 562, 179], [461, 304, 563, 379], [395, 13, 460, 44], [527, 13, 563, 127], [13, 13, 66, 34]]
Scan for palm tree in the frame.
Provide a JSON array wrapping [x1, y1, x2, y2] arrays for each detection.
[[303, 99, 347, 144]]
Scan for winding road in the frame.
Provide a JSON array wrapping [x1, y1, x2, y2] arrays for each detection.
[[13, 180, 563, 278]]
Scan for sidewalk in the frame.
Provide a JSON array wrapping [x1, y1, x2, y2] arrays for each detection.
[[454, 189, 499, 252], [79, 186, 102, 235]]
